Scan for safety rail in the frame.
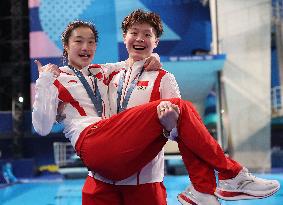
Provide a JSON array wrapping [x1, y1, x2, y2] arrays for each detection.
[[53, 142, 77, 167]]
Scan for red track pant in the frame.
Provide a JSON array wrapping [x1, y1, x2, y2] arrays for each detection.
[[82, 176, 167, 205], [75, 98, 242, 194]]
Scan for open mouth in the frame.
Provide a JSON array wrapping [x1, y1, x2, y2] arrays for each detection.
[[133, 45, 146, 50], [79, 54, 91, 58]]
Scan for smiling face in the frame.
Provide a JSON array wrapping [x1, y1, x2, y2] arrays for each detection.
[[123, 23, 159, 64], [64, 26, 97, 69]]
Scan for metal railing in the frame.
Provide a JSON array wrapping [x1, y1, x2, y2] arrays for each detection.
[[53, 142, 77, 167]]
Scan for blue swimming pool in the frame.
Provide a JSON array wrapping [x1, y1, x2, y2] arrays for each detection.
[[1, 174, 282, 205]]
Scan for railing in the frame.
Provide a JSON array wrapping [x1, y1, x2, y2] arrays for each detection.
[[53, 142, 77, 167]]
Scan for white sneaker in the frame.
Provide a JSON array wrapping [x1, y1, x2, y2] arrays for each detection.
[[177, 185, 220, 205], [215, 167, 280, 200]]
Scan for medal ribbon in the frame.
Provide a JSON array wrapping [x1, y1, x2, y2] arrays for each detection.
[[68, 65, 103, 117], [117, 67, 144, 113]]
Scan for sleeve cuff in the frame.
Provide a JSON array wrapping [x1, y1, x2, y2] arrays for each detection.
[[163, 127, 178, 141]]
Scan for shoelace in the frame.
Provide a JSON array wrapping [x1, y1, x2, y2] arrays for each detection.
[[241, 169, 258, 181]]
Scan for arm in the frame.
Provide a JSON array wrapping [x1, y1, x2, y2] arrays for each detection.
[[160, 73, 181, 99], [88, 62, 123, 82], [88, 53, 162, 78], [32, 62, 59, 136], [158, 73, 181, 140]]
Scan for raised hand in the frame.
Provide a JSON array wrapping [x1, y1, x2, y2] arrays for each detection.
[[34, 60, 44, 73], [34, 60, 60, 77]]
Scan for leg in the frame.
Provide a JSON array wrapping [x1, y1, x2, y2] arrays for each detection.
[[121, 182, 167, 205], [177, 143, 221, 204], [82, 176, 122, 205], [76, 98, 240, 180], [176, 100, 242, 177], [76, 99, 168, 180], [175, 101, 279, 200], [76, 96, 279, 200], [178, 142, 216, 194], [176, 100, 242, 195]]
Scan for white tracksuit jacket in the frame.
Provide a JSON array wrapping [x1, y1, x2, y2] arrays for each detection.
[[32, 65, 111, 147], [32, 60, 181, 185], [89, 60, 181, 185]]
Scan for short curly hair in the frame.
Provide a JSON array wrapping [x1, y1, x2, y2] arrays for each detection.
[[61, 20, 98, 60], [121, 9, 163, 38]]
